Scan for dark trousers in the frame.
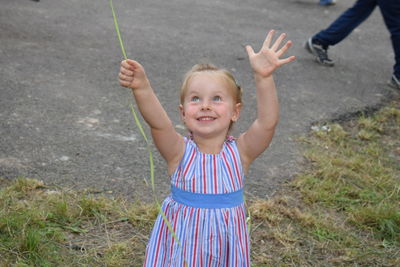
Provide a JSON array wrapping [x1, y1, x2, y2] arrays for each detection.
[[313, 0, 400, 77]]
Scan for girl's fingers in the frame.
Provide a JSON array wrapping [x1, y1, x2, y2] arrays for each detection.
[[271, 33, 286, 52], [126, 59, 138, 66], [119, 80, 131, 87], [127, 59, 144, 71], [276, 40, 292, 57], [245, 45, 255, 57], [119, 72, 132, 81], [120, 67, 133, 76], [278, 56, 296, 66], [263, 29, 275, 49], [121, 60, 130, 67], [119, 74, 134, 87], [121, 59, 136, 70]]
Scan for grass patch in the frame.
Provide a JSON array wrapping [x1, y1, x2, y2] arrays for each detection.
[[0, 178, 157, 266], [248, 100, 399, 266], [0, 100, 399, 266]]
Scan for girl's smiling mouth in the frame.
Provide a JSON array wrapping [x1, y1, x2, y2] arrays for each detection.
[[197, 116, 216, 121]]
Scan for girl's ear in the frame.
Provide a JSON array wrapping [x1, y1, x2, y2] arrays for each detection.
[[231, 103, 242, 122], [179, 104, 185, 122]]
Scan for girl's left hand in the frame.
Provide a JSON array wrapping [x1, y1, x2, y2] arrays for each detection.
[[246, 30, 295, 78]]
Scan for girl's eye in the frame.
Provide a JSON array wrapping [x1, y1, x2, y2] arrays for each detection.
[[191, 96, 200, 102], [213, 96, 222, 101]]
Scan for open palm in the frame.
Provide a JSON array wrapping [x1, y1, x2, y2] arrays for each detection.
[[246, 30, 295, 78]]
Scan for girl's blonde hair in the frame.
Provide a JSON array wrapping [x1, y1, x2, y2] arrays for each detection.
[[180, 64, 243, 105]]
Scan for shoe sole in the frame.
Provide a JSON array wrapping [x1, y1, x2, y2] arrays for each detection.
[[388, 79, 400, 90], [320, 0, 337, 6], [305, 38, 335, 67]]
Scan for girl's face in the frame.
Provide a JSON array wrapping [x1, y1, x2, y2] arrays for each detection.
[[180, 73, 241, 139]]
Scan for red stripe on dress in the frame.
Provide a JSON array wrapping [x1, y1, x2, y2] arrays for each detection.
[[235, 212, 242, 266], [161, 204, 172, 266], [183, 241, 187, 267], [224, 210, 229, 227], [175, 167, 181, 187], [222, 151, 236, 191], [200, 241, 203, 267], [225, 242, 230, 266], [218, 230, 222, 267], [183, 149, 196, 192], [144, 242, 150, 265], [208, 232, 213, 266], [192, 210, 200, 266], [240, 214, 246, 263], [241, 208, 250, 264], [222, 209, 230, 264], [202, 154, 207, 193], [154, 216, 166, 265], [192, 174, 196, 192], [183, 148, 196, 191], [235, 244, 238, 266], [213, 155, 217, 193], [168, 212, 179, 262], [226, 142, 242, 187]]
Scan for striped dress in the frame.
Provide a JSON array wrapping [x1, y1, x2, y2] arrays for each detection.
[[144, 137, 250, 266]]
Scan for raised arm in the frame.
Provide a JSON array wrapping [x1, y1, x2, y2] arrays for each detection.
[[237, 30, 295, 171], [119, 59, 184, 173]]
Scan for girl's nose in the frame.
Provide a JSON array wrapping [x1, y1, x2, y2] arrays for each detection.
[[201, 100, 211, 110]]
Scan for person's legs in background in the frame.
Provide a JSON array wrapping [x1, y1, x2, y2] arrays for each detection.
[[378, 0, 400, 89], [314, 0, 377, 47], [306, 0, 377, 65]]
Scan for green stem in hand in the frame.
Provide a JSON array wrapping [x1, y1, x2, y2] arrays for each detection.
[[109, 0, 182, 250], [109, 0, 127, 60]]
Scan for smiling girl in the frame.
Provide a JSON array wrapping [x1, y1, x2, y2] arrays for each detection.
[[118, 30, 295, 266]]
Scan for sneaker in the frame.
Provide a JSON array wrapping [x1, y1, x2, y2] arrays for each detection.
[[305, 38, 335, 66], [320, 0, 336, 6], [389, 74, 400, 90]]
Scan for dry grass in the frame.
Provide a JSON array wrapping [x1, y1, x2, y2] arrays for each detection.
[[248, 100, 399, 266], [0, 178, 157, 266]]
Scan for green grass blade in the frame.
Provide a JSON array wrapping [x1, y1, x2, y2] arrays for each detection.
[[156, 202, 182, 247], [244, 196, 251, 233], [110, 1, 181, 250], [130, 103, 149, 143], [109, 0, 127, 60], [129, 104, 154, 191], [149, 149, 155, 192]]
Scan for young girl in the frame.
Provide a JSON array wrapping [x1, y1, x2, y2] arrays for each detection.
[[118, 30, 295, 266]]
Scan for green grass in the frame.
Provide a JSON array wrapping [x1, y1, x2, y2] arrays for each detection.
[[0, 100, 399, 266], [0, 178, 157, 266], [249, 100, 399, 266]]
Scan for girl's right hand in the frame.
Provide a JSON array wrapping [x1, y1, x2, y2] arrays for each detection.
[[119, 59, 150, 91]]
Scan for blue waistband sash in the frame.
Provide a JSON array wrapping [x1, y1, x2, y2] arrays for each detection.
[[171, 185, 244, 209]]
